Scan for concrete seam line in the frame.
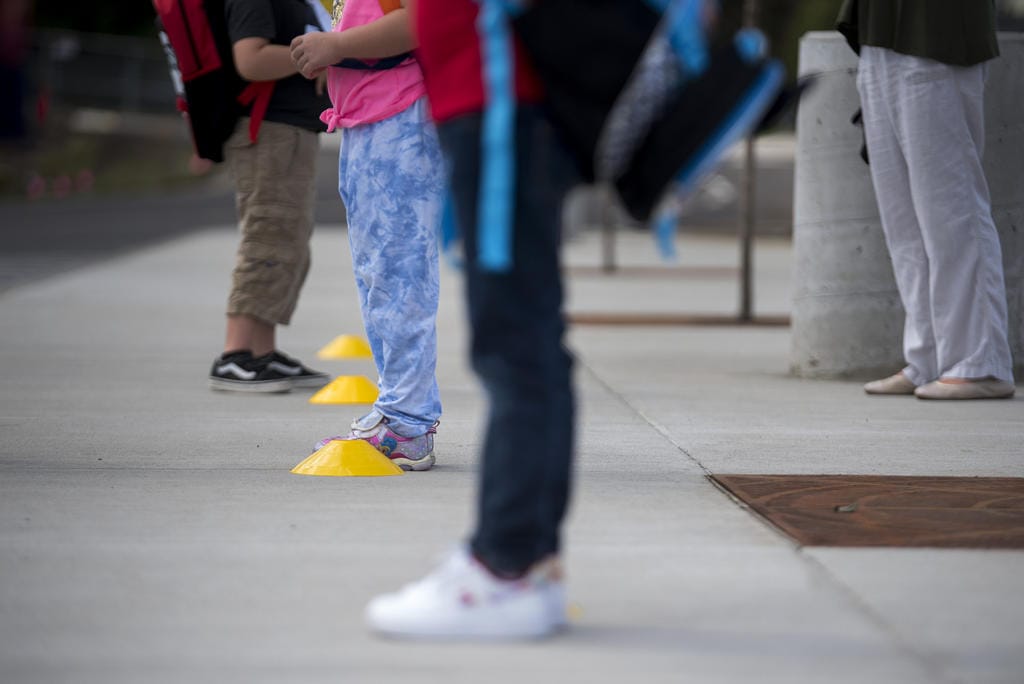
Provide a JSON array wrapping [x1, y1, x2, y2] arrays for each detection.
[[797, 550, 964, 684], [576, 355, 960, 684]]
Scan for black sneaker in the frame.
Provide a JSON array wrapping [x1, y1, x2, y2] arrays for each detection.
[[209, 350, 293, 393], [259, 350, 331, 389]]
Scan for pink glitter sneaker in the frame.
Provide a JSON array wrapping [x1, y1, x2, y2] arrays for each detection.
[[314, 412, 437, 471]]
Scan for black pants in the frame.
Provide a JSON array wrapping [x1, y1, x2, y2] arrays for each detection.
[[438, 106, 577, 576]]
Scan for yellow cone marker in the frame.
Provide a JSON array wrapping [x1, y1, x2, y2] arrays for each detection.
[[308, 375, 379, 405], [317, 334, 373, 360], [292, 439, 403, 477]]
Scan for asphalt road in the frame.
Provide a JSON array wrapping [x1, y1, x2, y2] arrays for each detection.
[[0, 140, 796, 294], [0, 146, 345, 294]]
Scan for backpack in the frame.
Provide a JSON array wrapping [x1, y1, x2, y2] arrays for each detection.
[[466, 0, 801, 271], [153, 0, 275, 163], [154, 0, 410, 162]]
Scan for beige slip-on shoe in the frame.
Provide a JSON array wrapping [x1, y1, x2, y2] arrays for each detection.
[[864, 373, 916, 395], [914, 378, 1016, 400]]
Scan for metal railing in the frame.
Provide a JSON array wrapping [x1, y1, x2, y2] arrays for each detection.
[[579, 0, 783, 328]]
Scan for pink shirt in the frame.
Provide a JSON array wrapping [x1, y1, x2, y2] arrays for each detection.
[[319, 0, 426, 131]]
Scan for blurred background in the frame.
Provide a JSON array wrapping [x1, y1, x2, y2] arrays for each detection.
[[1, 0, 1023, 289], [2, 0, 1020, 202]]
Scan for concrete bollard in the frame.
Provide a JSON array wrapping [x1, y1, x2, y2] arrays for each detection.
[[790, 31, 1024, 380]]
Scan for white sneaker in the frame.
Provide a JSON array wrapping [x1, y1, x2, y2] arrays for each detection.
[[365, 548, 565, 640], [529, 555, 569, 631]]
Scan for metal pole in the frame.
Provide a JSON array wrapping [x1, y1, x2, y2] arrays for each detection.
[[738, 0, 759, 321], [600, 185, 618, 273]]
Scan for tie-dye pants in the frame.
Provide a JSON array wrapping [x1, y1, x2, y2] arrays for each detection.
[[337, 98, 445, 437]]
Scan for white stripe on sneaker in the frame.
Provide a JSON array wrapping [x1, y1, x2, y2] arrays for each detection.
[[215, 362, 256, 380], [266, 361, 303, 376]]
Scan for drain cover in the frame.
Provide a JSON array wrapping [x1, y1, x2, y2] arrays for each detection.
[[711, 475, 1024, 548]]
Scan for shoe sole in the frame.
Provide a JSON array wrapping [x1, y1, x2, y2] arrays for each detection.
[[864, 388, 915, 396], [367, 610, 558, 640], [370, 625, 559, 641], [209, 378, 293, 393], [391, 453, 436, 472], [916, 389, 1015, 400], [289, 374, 332, 389]]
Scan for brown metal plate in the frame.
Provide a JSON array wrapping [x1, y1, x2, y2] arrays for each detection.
[[568, 313, 790, 327], [711, 475, 1024, 548], [566, 265, 739, 279]]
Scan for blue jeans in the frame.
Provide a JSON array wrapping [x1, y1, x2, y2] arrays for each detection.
[[438, 106, 577, 575]]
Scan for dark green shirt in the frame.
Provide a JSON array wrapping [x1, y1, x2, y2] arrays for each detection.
[[836, 0, 999, 66]]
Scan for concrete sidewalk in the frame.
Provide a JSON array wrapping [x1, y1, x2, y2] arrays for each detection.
[[0, 222, 1021, 684]]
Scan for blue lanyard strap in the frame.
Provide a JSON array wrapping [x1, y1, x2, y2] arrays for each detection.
[[473, 0, 723, 268], [645, 0, 713, 75], [475, 0, 523, 272]]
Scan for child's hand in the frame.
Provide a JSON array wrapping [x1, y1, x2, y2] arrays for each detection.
[[291, 32, 342, 79]]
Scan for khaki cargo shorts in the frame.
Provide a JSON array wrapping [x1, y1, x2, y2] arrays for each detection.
[[224, 118, 318, 326]]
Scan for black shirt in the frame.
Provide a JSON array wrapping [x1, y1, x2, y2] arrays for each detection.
[[225, 0, 330, 131], [836, 0, 999, 66]]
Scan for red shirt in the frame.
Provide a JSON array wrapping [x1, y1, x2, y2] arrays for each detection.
[[413, 0, 543, 123]]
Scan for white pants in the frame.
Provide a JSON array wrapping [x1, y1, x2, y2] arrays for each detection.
[[857, 46, 1013, 384]]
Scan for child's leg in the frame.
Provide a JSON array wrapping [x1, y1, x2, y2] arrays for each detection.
[[225, 119, 317, 329], [439, 107, 577, 576], [337, 99, 445, 437]]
